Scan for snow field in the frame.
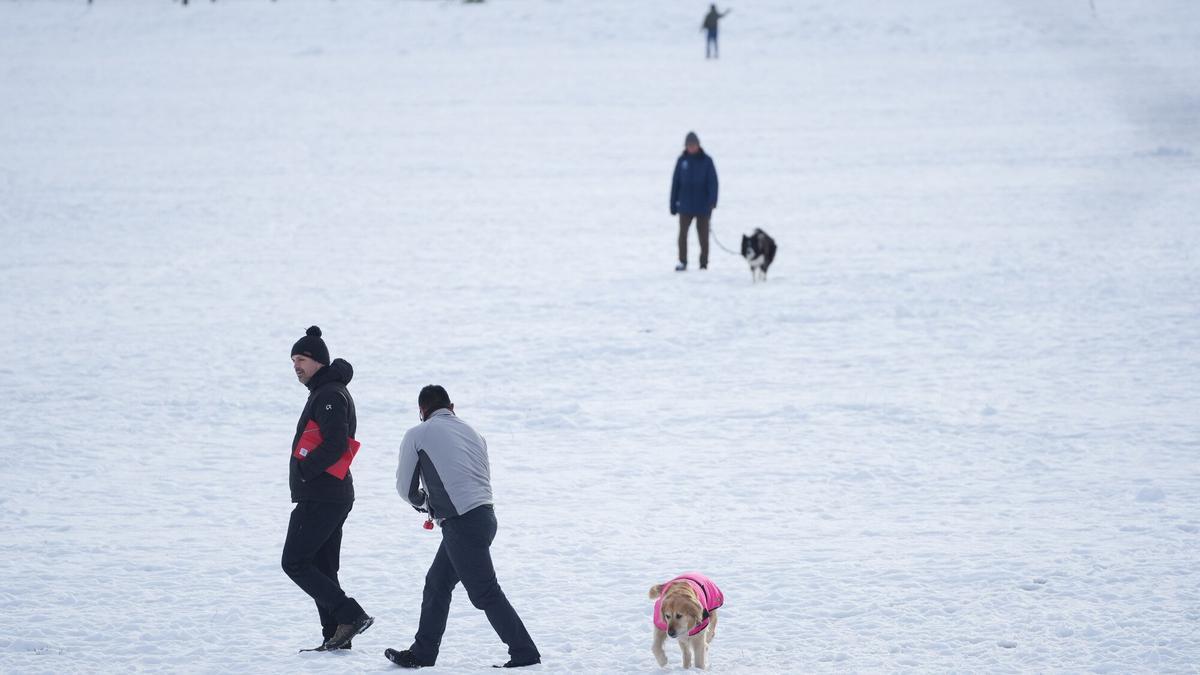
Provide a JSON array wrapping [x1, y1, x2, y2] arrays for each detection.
[[1, 0, 1198, 672]]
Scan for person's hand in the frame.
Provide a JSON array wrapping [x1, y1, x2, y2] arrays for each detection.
[[670, 209, 678, 216], [411, 488, 429, 512]]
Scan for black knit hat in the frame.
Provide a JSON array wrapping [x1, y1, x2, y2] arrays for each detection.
[[291, 325, 330, 366], [685, 131, 700, 146]]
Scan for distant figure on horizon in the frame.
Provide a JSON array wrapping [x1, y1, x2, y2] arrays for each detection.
[[702, 4, 731, 59], [670, 131, 719, 272]]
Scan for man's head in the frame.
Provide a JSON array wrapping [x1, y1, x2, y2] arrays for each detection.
[[685, 131, 700, 154], [291, 325, 329, 384], [418, 384, 454, 421]]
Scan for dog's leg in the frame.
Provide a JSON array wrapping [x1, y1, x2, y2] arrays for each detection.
[[694, 635, 708, 670], [652, 628, 668, 667], [707, 611, 718, 643], [679, 636, 692, 669]]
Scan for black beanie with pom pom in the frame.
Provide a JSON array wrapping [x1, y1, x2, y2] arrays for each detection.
[[291, 326, 330, 366]]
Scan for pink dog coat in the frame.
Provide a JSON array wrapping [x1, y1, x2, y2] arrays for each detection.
[[652, 572, 724, 637]]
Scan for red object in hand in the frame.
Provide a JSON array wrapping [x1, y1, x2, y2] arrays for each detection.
[[292, 421, 360, 480], [423, 518, 434, 530]]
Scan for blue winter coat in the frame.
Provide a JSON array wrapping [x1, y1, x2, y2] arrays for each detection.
[[670, 150, 718, 216]]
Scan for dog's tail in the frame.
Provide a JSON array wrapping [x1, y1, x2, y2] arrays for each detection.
[[648, 584, 663, 599], [707, 611, 718, 643]]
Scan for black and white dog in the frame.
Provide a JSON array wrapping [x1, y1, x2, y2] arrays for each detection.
[[740, 228, 777, 282]]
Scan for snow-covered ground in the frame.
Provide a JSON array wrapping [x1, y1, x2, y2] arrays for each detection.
[[2, 0, 1198, 672]]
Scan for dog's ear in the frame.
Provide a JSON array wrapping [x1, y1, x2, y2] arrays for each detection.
[[648, 584, 663, 599]]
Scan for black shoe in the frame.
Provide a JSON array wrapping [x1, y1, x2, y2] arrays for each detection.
[[675, 262, 687, 272], [494, 656, 541, 668], [300, 640, 350, 653], [386, 648, 434, 668], [299, 643, 328, 653], [324, 615, 374, 650]]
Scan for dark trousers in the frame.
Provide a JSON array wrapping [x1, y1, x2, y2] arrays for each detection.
[[706, 30, 718, 58], [410, 505, 539, 665], [281, 501, 364, 633], [679, 213, 711, 268]]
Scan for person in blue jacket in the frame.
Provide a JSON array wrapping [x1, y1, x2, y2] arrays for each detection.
[[669, 131, 719, 271]]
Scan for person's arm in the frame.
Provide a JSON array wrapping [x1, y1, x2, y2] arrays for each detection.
[[721, 10, 731, 18], [396, 428, 427, 510], [296, 390, 349, 481], [707, 159, 719, 211], [670, 160, 681, 215]]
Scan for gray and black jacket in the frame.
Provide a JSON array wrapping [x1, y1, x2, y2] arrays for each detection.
[[396, 409, 493, 520]]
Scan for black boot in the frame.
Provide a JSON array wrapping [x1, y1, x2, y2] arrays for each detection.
[[385, 648, 434, 668], [324, 615, 374, 650], [299, 642, 328, 653], [494, 656, 541, 668], [300, 639, 351, 653]]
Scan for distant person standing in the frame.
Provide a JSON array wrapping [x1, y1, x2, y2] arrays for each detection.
[[385, 385, 541, 669], [702, 4, 731, 59], [282, 326, 374, 652], [670, 131, 719, 271]]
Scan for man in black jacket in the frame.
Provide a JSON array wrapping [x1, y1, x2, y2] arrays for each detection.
[[282, 326, 373, 651]]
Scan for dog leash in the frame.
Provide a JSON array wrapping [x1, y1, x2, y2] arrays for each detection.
[[708, 221, 742, 256]]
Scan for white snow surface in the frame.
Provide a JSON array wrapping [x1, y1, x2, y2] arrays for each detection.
[[2, 1, 1199, 672]]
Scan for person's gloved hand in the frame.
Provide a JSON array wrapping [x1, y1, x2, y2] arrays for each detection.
[[411, 489, 429, 513]]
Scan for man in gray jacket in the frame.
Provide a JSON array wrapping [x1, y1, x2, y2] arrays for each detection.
[[385, 385, 541, 669]]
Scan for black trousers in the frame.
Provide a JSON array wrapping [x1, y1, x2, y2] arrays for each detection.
[[281, 501, 365, 633], [678, 213, 711, 268], [410, 505, 539, 665]]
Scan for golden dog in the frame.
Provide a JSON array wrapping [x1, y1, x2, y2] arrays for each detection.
[[649, 575, 721, 669]]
